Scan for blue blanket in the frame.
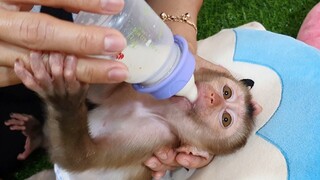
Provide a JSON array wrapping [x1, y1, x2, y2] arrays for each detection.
[[234, 29, 320, 180]]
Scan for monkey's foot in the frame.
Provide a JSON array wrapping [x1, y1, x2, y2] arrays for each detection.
[[176, 145, 210, 160], [4, 113, 43, 160]]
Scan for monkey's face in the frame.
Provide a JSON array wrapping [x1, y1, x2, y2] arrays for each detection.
[[176, 68, 256, 154]]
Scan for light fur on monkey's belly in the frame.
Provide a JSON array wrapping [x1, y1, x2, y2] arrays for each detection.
[[87, 101, 174, 146]]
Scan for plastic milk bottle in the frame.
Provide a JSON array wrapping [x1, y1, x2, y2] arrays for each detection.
[[75, 0, 198, 102]]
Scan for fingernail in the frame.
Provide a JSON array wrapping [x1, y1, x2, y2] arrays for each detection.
[[100, 0, 124, 13], [107, 67, 128, 82], [104, 34, 126, 53]]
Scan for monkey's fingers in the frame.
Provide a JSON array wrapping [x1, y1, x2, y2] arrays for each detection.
[[4, 120, 27, 131], [10, 113, 31, 122], [14, 59, 45, 95], [4, 119, 25, 126], [63, 55, 86, 95], [29, 52, 54, 94], [48, 52, 66, 96]]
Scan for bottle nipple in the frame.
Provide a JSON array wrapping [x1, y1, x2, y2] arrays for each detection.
[[176, 75, 198, 103], [175, 75, 198, 102]]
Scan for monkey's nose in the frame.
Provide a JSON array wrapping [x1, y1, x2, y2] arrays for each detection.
[[207, 91, 222, 107]]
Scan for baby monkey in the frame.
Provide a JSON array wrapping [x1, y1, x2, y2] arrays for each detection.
[[15, 52, 261, 179]]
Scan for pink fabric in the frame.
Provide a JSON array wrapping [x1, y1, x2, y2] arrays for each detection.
[[297, 2, 320, 50]]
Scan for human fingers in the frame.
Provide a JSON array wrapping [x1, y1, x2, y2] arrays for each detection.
[[176, 153, 214, 169], [5, 0, 124, 14], [144, 157, 169, 172], [1, 40, 128, 84], [151, 171, 167, 180], [154, 147, 179, 167], [76, 57, 128, 83], [144, 157, 170, 180], [0, 1, 21, 11], [144, 148, 179, 179], [144, 147, 179, 172], [0, 10, 126, 56]]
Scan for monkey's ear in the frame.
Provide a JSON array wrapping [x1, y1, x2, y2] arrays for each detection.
[[240, 79, 254, 89], [251, 100, 262, 116]]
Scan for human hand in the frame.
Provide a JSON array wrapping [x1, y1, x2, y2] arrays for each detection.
[[144, 147, 214, 179], [0, 0, 128, 85]]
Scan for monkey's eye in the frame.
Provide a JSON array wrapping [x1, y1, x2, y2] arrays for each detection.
[[223, 85, 232, 99], [221, 111, 232, 128]]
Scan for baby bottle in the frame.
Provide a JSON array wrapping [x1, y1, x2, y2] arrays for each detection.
[[75, 0, 198, 102]]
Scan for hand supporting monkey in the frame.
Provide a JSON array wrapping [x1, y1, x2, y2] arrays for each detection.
[[145, 147, 214, 179], [0, 0, 128, 86]]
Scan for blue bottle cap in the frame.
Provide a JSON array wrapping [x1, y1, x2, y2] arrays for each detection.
[[132, 35, 195, 99]]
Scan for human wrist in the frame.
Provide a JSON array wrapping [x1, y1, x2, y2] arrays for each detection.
[[146, 0, 201, 54]]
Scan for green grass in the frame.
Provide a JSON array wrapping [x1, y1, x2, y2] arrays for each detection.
[[11, 0, 319, 179], [197, 0, 319, 39], [8, 149, 52, 180]]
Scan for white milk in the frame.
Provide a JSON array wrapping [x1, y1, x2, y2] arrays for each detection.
[[120, 44, 177, 84]]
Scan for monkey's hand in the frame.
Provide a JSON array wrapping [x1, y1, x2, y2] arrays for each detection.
[[4, 113, 43, 160], [14, 51, 96, 171], [13, 51, 88, 108]]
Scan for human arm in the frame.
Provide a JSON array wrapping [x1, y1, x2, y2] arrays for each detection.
[[146, 0, 203, 54]]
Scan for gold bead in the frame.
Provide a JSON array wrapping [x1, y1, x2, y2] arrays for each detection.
[[160, 12, 167, 20]]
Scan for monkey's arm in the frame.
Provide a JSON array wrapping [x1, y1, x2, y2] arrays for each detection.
[[45, 87, 98, 171], [13, 52, 104, 171]]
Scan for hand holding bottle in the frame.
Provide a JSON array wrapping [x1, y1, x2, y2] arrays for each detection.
[[0, 0, 128, 86]]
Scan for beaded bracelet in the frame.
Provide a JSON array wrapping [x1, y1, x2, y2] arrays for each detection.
[[160, 12, 198, 34]]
